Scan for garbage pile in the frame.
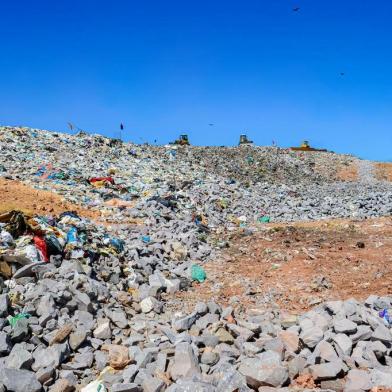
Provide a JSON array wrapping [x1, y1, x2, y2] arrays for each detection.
[[2, 126, 392, 226], [1, 126, 392, 391]]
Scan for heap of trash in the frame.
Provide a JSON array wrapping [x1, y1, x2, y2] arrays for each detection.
[[0, 126, 392, 391]]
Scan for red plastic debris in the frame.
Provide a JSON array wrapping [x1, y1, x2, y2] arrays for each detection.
[[33, 236, 49, 262]]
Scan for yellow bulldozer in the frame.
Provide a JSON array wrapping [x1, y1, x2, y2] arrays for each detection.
[[290, 140, 327, 152], [172, 134, 190, 146]]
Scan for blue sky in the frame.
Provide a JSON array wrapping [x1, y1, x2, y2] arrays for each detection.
[[1, 0, 391, 160]]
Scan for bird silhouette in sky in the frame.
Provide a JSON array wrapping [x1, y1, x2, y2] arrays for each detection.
[[293, 7, 300, 12], [340, 72, 345, 76], [120, 123, 124, 130], [208, 124, 214, 126]]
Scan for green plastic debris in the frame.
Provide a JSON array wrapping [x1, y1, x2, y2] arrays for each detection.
[[8, 313, 30, 327], [191, 264, 206, 283], [258, 216, 270, 223]]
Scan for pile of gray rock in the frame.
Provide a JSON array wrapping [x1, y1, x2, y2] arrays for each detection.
[[1, 264, 392, 392], [0, 126, 392, 391]]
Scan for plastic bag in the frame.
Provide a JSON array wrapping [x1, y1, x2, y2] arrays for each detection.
[[259, 216, 270, 223], [191, 264, 206, 283], [33, 236, 48, 262], [66, 227, 78, 244], [379, 309, 392, 325], [8, 313, 30, 327]]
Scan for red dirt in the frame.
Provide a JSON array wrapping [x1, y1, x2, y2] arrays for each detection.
[[335, 162, 358, 181], [0, 178, 101, 221], [176, 217, 392, 313], [375, 163, 392, 182]]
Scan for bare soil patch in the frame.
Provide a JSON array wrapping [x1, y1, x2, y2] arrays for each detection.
[[176, 217, 392, 313], [0, 178, 101, 221]]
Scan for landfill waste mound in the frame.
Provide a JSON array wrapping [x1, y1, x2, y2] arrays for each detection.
[[0, 126, 392, 391], [1, 126, 392, 224]]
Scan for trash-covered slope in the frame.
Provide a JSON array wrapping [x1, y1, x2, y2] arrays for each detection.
[[1, 125, 392, 224], [1, 125, 392, 391]]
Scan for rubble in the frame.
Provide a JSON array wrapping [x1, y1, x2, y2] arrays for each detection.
[[0, 126, 392, 390]]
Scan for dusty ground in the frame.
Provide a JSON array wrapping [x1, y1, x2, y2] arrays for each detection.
[[0, 178, 101, 221], [335, 162, 358, 181], [176, 217, 392, 313], [375, 162, 392, 181]]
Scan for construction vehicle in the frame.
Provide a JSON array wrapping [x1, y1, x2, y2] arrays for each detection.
[[239, 134, 253, 145], [171, 134, 190, 146], [290, 140, 327, 152]]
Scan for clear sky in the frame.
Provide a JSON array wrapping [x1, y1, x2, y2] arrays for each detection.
[[1, 0, 391, 160]]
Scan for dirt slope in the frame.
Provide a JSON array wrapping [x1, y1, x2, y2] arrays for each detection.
[[176, 217, 392, 313]]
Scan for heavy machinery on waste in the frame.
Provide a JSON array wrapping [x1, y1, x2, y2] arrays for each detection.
[[239, 134, 253, 145], [172, 134, 190, 146], [290, 140, 328, 152]]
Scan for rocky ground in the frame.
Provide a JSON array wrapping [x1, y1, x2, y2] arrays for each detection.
[[0, 126, 392, 392]]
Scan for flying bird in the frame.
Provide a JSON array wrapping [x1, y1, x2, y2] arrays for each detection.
[[120, 123, 124, 130], [293, 7, 300, 12], [208, 124, 214, 126], [340, 72, 345, 76]]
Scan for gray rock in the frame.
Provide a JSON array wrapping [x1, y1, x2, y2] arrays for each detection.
[[351, 325, 372, 343], [93, 320, 112, 340], [37, 294, 56, 316], [122, 364, 139, 383], [215, 328, 235, 344], [309, 360, 344, 381], [216, 369, 251, 392], [140, 297, 161, 314], [195, 302, 208, 315], [69, 329, 87, 351], [36, 366, 55, 384], [0, 368, 41, 392], [32, 342, 70, 371], [320, 379, 345, 391], [201, 349, 219, 365], [370, 369, 392, 388], [170, 342, 201, 380], [107, 308, 128, 328], [5, 343, 33, 369], [0, 332, 10, 355], [11, 318, 29, 343], [301, 327, 324, 348], [227, 323, 254, 341], [344, 369, 372, 392], [372, 324, 392, 343], [196, 333, 219, 348], [172, 313, 197, 332], [74, 310, 94, 331], [0, 294, 10, 317], [167, 380, 217, 392], [142, 376, 165, 392], [207, 301, 221, 315], [288, 356, 306, 379], [333, 333, 353, 356], [95, 350, 108, 371], [195, 313, 219, 329], [74, 290, 93, 312], [63, 351, 93, 370], [49, 378, 75, 392], [111, 383, 142, 392], [333, 318, 357, 334], [238, 356, 288, 388], [316, 340, 339, 363]]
